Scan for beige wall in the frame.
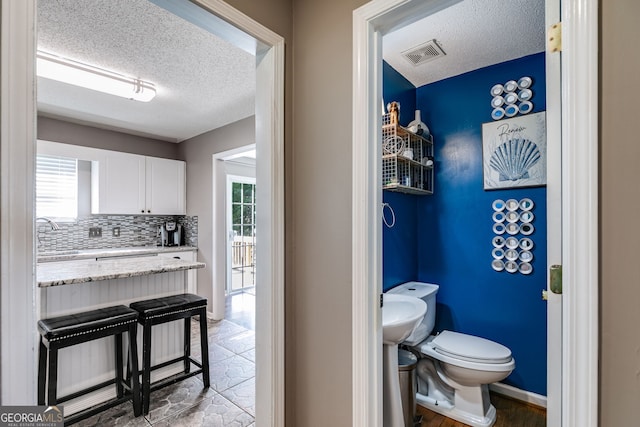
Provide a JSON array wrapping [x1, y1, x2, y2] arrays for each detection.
[[287, 0, 367, 424], [177, 116, 255, 312], [224, 0, 368, 425], [37, 116, 180, 159], [225, 0, 370, 425], [600, 0, 640, 424]]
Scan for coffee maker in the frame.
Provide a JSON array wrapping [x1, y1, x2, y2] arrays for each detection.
[[158, 221, 182, 247]]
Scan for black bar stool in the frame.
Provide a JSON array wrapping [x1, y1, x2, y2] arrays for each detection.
[[129, 293, 210, 415], [37, 305, 141, 425]]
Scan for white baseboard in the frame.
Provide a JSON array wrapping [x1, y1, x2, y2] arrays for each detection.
[[489, 382, 547, 408]]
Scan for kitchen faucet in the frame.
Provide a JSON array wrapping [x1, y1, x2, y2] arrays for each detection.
[[36, 217, 61, 230]]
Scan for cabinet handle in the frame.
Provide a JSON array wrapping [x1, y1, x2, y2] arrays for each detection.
[[173, 256, 181, 259], [147, 210, 151, 213]]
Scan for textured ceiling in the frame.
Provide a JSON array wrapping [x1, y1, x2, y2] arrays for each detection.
[[37, 0, 256, 142], [37, 0, 544, 142], [383, 0, 546, 87]]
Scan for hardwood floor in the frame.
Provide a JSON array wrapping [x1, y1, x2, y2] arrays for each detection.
[[417, 392, 546, 427]]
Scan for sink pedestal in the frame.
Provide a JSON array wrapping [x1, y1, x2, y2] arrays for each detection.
[[381, 293, 426, 427], [383, 343, 405, 427]]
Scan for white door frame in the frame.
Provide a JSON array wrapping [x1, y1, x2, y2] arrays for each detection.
[[1, 1, 285, 425], [544, 0, 562, 423], [351, 1, 598, 427], [212, 146, 257, 319]]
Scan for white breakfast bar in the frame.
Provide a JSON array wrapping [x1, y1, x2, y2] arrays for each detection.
[[37, 247, 204, 416]]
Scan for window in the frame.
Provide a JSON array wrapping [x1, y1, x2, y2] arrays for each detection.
[[36, 154, 78, 220]]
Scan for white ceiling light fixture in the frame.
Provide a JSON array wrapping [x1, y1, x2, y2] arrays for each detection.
[[36, 50, 157, 102]]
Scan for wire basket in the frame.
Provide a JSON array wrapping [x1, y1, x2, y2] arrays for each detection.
[[382, 115, 434, 194]]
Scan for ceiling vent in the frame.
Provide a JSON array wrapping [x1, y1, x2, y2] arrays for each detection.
[[402, 39, 446, 66]]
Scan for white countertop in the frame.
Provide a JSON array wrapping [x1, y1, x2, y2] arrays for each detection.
[[37, 249, 204, 288]]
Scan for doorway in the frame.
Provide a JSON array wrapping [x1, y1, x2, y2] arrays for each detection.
[[0, 1, 284, 425], [351, 1, 598, 427]]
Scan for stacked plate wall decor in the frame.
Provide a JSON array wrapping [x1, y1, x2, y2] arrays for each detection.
[[490, 76, 534, 121], [491, 198, 535, 275]]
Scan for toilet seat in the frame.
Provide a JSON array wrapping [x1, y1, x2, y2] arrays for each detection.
[[418, 331, 515, 373], [431, 331, 512, 364]]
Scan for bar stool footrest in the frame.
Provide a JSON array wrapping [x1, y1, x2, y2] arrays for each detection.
[[63, 394, 136, 426]]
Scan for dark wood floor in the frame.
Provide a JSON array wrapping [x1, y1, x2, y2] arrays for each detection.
[[417, 392, 546, 427]]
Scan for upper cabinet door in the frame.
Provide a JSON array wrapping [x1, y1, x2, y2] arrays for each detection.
[[92, 152, 186, 215], [92, 151, 146, 214], [145, 157, 186, 215]]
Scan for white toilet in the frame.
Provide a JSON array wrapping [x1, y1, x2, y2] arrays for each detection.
[[388, 282, 515, 427]]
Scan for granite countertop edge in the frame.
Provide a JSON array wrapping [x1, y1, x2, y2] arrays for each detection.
[[37, 255, 205, 288]]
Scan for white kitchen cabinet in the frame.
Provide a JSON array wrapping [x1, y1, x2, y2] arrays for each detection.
[[145, 156, 186, 215], [92, 152, 185, 215], [157, 250, 198, 294]]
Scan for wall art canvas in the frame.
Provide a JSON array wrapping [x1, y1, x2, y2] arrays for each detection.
[[482, 111, 546, 190]]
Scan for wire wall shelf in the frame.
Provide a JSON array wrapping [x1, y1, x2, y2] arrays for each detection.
[[382, 114, 434, 195]]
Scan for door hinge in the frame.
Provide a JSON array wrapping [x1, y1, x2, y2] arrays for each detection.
[[380, 293, 383, 308], [548, 22, 562, 53], [550, 264, 563, 294]]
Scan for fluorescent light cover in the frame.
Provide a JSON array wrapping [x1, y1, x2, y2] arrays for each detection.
[[36, 51, 156, 102]]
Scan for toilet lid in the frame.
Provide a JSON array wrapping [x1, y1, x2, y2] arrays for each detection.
[[430, 331, 512, 364]]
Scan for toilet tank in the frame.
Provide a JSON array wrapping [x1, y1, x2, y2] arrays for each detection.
[[387, 282, 439, 346]]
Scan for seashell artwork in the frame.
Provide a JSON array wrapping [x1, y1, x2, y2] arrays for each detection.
[[482, 112, 546, 190], [489, 138, 541, 181]]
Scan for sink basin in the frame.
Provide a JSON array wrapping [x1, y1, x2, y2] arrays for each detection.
[[382, 293, 427, 346]]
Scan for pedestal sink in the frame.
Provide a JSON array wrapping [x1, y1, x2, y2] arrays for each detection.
[[382, 294, 427, 427]]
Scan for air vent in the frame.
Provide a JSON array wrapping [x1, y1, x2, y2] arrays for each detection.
[[402, 39, 446, 66]]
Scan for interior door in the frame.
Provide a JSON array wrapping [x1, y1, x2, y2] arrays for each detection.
[[545, 0, 562, 424]]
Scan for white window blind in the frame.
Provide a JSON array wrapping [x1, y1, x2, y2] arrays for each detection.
[[36, 154, 78, 219]]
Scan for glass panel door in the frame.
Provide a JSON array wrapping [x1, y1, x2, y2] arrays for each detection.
[[228, 179, 256, 293]]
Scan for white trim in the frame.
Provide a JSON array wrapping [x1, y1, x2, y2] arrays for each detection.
[[253, 39, 285, 427], [352, 1, 599, 427], [489, 383, 547, 409], [561, 1, 599, 426], [352, 5, 383, 427], [1, 0, 37, 403], [544, 0, 562, 424]]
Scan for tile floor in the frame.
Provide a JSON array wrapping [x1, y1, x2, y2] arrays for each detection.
[[75, 291, 256, 427]]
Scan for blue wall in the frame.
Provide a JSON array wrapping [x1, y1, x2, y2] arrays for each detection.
[[383, 53, 548, 396], [382, 61, 420, 290]]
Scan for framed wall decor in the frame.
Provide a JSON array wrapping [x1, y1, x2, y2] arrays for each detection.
[[482, 112, 547, 190]]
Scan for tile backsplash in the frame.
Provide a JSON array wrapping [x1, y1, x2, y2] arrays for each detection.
[[37, 215, 198, 252]]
